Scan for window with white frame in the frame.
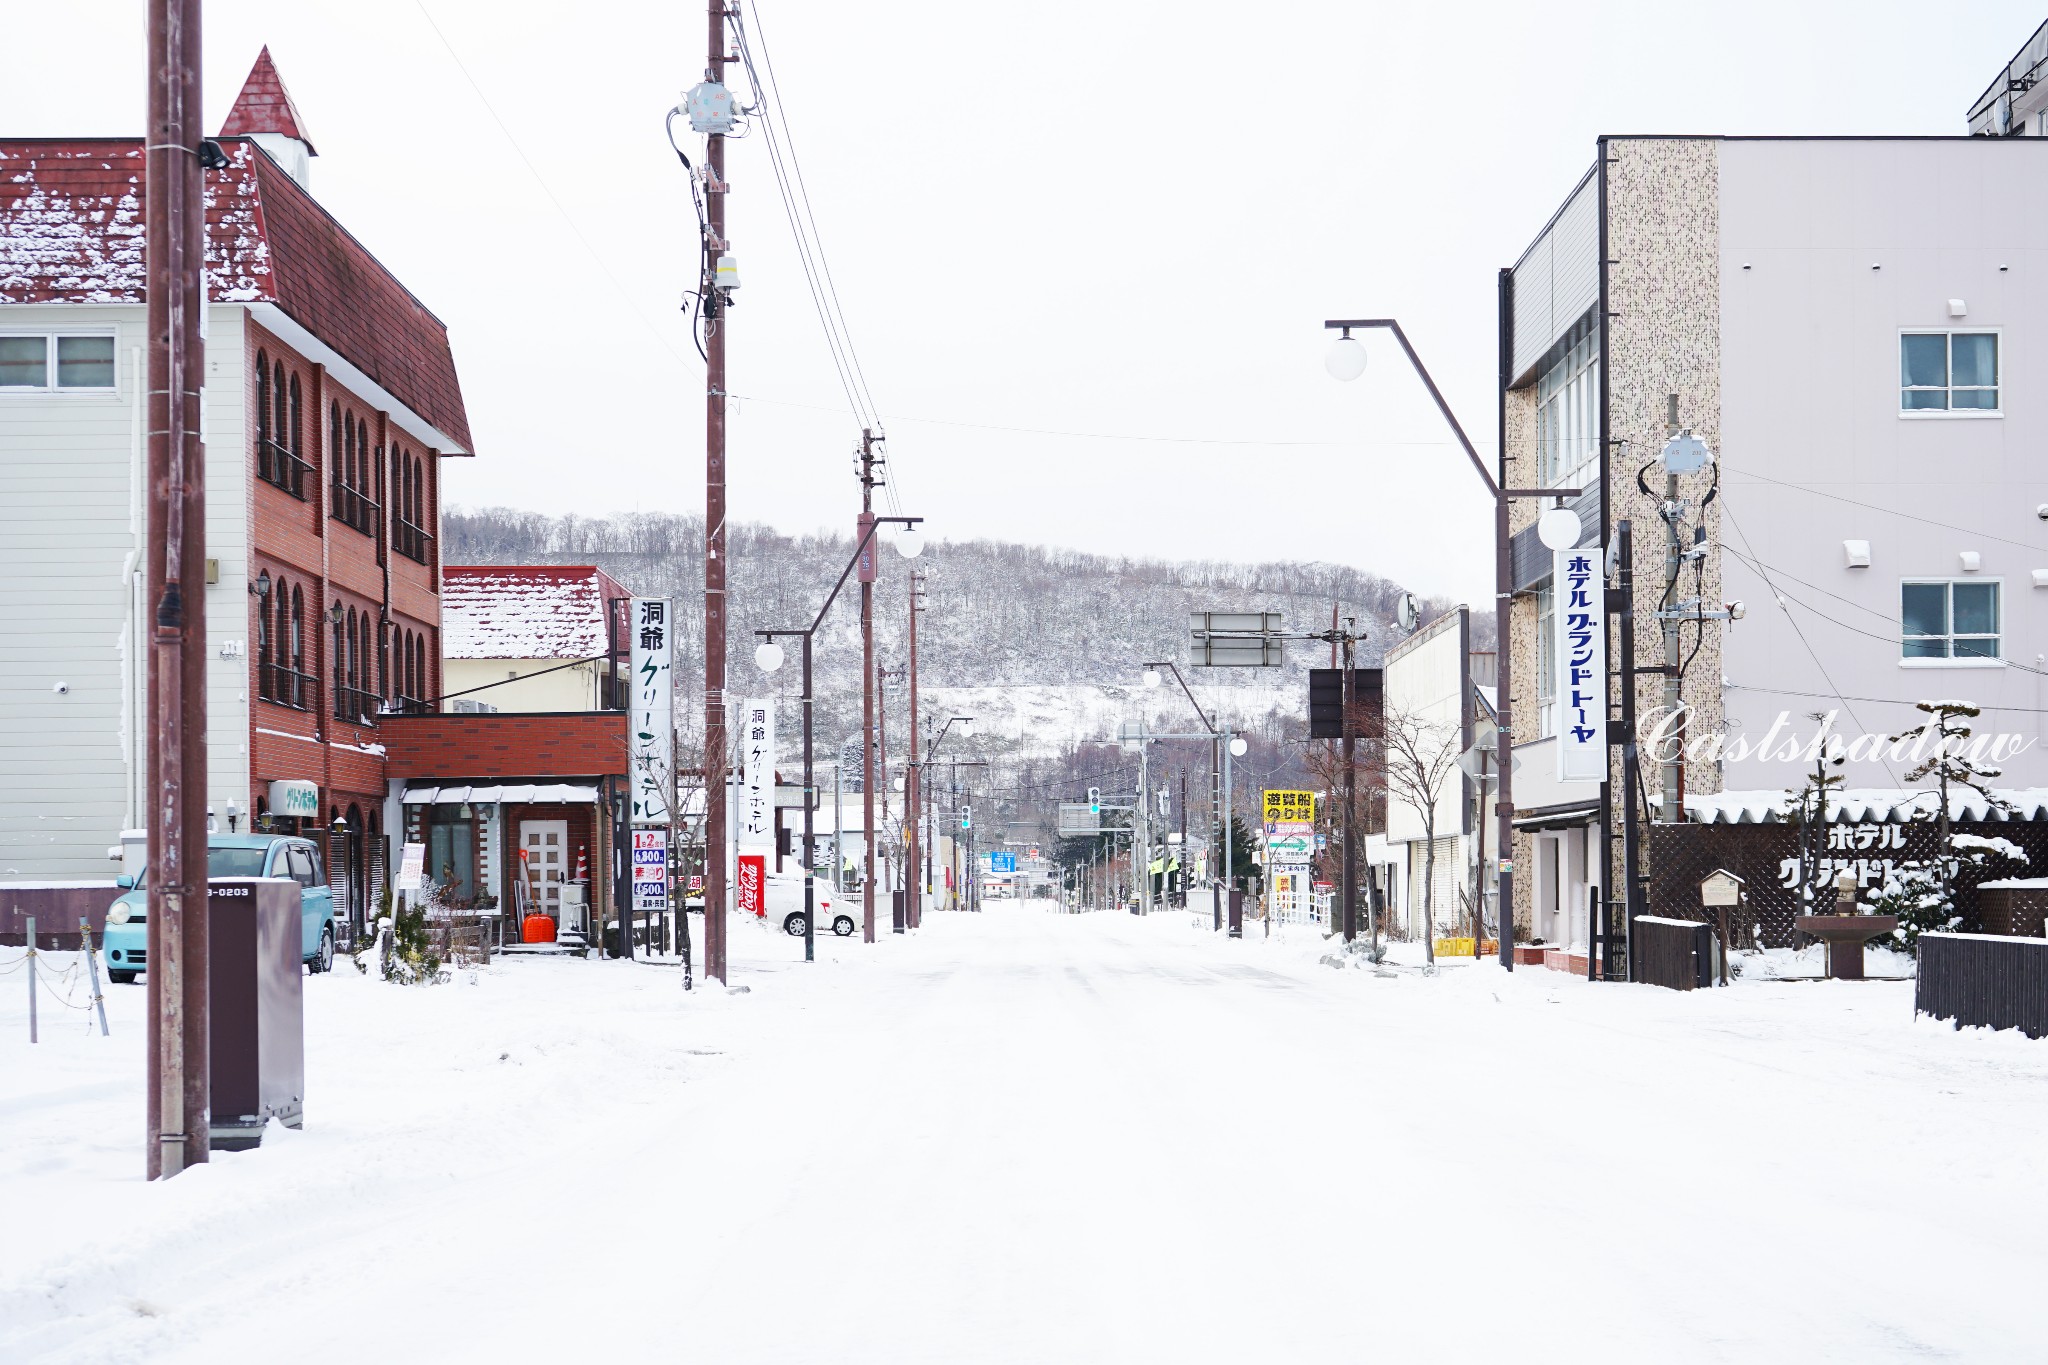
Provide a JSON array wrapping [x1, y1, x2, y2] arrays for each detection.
[[1902, 579, 2001, 660], [1535, 578, 1557, 738], [1537, 332, 1599, 488], [1901, 331, 1998, 412], [0, 334, 116, 390]]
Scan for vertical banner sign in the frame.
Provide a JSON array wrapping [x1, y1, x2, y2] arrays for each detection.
[[629, 598, 674, 823], [736, 852, 767, 917], [632, 828, 669, 913], [740, 697, 776, 847], [1554, 547, 1608, 783]]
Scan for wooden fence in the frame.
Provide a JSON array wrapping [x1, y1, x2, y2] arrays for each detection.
[[1634, 915, 1715, 991], [1916, 933, 2048, 1040]]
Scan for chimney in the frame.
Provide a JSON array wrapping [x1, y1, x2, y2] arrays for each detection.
[[219, 46, 317, 189]]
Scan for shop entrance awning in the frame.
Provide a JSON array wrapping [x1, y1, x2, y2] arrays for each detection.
[[402, 782, 602, 805]]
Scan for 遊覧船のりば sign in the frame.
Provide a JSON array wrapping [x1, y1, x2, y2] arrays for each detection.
[[1553, 547, 1606, 783], [629, 598, 674, 824]]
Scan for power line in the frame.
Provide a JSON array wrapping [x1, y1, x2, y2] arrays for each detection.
[[1724, 469, 2048, 554], [729, 391, 1455, 448], [1720, 498, 1903, 786], [413, 1, 692, 370], [1726, 682, 2048, 717]]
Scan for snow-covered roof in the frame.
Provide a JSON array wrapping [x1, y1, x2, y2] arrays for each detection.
[[441, 565, 631, 660], [1685, 788, 2048, 825]]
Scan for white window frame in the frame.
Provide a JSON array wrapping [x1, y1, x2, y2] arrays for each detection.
[[1534, 578, 1557, 739], [1899, 327, 2002, 419], [1899, 577, 2005, 668], [0, 331, 120, 393], [1537, 332, 1600, 488]]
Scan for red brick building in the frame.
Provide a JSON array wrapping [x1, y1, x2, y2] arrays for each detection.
[[0, 49, 471, 933]]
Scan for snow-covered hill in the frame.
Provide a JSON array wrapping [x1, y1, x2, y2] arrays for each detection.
[[442, 507, 1479, 751]]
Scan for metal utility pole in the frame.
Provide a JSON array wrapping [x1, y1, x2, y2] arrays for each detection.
[[145, 0, 210, 1181], [700, 0, 732, 985], [1340, 628, 1359, 944], [1616, 519, 1647, 976], [1659, 395, 1685, 825], [905, 574, 923, 929], [858, 430, 881, 941]]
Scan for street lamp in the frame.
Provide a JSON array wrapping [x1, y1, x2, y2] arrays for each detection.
[[1325, 327, 1369, 382], [754, 513, 924, 963], [1324, 316, 1586, 972], [1141, 659, 1244, 933]]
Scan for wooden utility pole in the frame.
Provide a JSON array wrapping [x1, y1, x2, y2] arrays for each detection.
[[858, 431, 881, 941], [701, 0, 731, 983], [145, 0, 210, 1180], [905, 572, 922, 928]]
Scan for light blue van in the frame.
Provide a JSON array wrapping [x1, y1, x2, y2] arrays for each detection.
[[102, 834, 338, 983]]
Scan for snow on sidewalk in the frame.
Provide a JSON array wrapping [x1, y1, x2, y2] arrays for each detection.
[[2, 904, 2045, 1362]]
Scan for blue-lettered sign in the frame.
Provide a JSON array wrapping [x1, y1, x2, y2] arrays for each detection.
[[1554, 547, 1607, 783]]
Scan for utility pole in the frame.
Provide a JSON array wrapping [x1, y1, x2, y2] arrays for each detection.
[[1616, 519, 1647, 976], [700, 0, 732, 985], [145, 0, 209, 1181], [905, 573, 922, 929], [1659, 394, 1685, 824], [1341, 625, 1359, 944], [858, 431, 881, 941]]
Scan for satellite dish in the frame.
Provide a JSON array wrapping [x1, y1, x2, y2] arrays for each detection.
[[1396, 592, 1419, 633]]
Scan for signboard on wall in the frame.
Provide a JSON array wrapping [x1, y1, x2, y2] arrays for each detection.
[[1553, 547, 1607, 783], [269, 779, 319, 820], [739, 697, 776, 848], [632, 829, 668, 914], [736, 852, 767, 918], [629, 597, 674, 823]]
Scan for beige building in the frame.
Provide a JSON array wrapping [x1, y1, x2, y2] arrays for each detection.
[[1503, 106, 2048, 951], [438, 565, 631, 714]]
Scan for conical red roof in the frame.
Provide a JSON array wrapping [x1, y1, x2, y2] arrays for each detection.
[[218, 46, 316, 155]]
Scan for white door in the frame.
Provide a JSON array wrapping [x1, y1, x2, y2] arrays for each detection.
[[519, 820, 569, 921]]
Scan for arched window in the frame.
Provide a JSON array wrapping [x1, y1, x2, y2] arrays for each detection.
[[415, 632, 427, 704], [289, 584, 305, 706], [255, 352, 272, 482], [287, 374, 304, 495], [271, 361, 287, 460], [331, 605, 346, 720], [255, 573, 273, 693]]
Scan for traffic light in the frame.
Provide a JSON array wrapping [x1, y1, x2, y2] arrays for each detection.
[[1087, 787, 1100, 815], [960, 805, 972, 831]]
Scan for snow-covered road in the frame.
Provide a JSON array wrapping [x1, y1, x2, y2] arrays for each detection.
[[5, 904, 2046, 1362]]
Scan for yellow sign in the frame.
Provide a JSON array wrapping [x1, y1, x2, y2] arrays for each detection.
[[1262, 789, 1317, 825]]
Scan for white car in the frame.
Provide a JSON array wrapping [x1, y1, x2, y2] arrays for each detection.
[[768, 874, 854, 938]]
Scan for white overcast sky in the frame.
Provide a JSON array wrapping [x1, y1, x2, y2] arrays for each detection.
[[10, 1, 2039, 601]]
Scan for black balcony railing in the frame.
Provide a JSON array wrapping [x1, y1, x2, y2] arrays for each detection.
[[333, 683, 380, 726], [332, 484, 380, 538], [389, 694, 434, 715], [259, 662, 315, 709], [394, 519, 433, 565], [258, 440, 311, 499]]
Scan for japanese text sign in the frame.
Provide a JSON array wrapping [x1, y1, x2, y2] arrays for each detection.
[[739, 696, 776, 849], [629, 597, 674, 824], [1553, 548, 1607, 783], [632, 828, 668, 914], [1262, 789, 1317, 828]]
